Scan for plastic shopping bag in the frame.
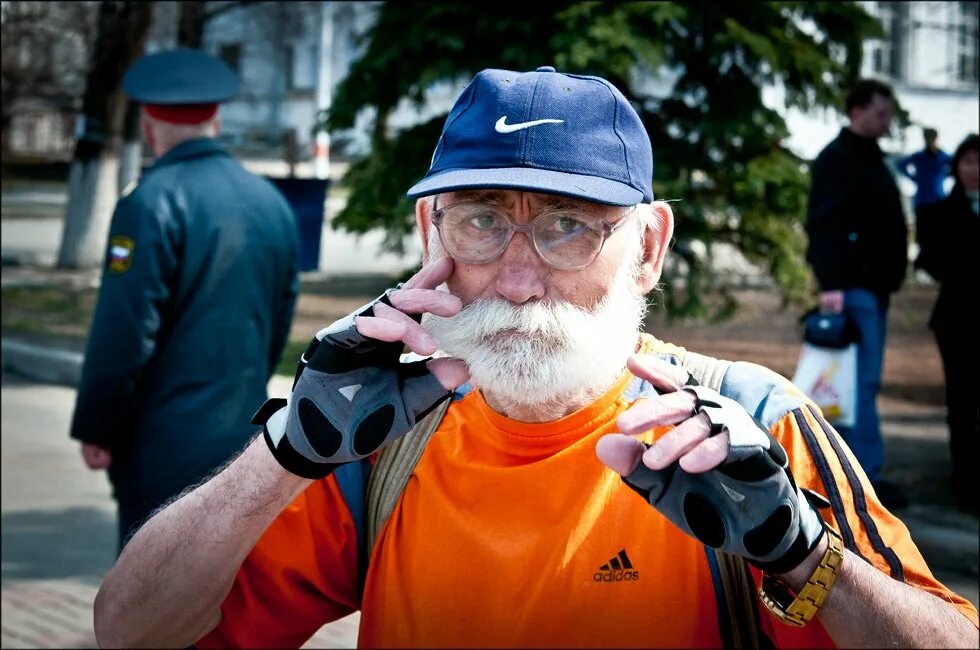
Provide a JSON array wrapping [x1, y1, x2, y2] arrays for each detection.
[[791, 342, 857, 428]]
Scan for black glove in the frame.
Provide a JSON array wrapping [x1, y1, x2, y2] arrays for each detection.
[[252, 285, 451, 479], [623, 383, 827, 574]]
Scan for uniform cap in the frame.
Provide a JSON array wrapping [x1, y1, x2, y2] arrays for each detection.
[[123, 48, 238, 106]]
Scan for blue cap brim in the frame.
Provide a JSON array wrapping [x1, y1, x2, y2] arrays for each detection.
[[406, 167, 647, 206]]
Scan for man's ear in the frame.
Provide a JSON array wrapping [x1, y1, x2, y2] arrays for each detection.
[[636, 201, 674, 294], [140, 112, 155, 152], [416, 197, 434, 265]]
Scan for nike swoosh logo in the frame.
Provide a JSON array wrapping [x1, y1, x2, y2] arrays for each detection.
[[494, 116, 565, 133]]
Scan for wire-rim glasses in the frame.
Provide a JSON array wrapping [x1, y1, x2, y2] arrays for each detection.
[[431, 198, 635, 271]]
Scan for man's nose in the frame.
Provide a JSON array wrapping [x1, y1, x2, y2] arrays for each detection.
[[493, 231, 548, 304]]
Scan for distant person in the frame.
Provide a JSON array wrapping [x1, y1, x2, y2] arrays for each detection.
[[68, 49, 300, 550], [914, 133, 979, 516], [805, 79, 909, 509], [896, 127, 953, 218]]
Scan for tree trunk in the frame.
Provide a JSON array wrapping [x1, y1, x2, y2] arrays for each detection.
[[178, 1, 207, 48], [117, 99, 143, 193], [58, 1, 152, 269]]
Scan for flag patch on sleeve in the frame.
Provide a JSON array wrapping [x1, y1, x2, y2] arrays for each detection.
[[107, 235, 135, 274]]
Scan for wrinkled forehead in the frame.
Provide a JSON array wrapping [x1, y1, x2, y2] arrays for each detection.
[[438, 189, 621, 216]]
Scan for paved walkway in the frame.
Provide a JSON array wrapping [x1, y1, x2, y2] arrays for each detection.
[[0, 373, 358, 648]]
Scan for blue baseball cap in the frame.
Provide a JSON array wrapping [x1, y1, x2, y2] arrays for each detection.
[[122, 48, 238, 105], [407, 66, 653, 206]]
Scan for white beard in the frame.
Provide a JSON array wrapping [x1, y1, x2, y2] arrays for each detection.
[[421, 252, 648, 408]]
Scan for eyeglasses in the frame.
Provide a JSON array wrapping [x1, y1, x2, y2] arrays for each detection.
[[431, 199, 635, 271]]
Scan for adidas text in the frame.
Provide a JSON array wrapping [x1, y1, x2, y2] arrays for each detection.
[[594, 549, 638, 582], [593, 569, 640, 583]]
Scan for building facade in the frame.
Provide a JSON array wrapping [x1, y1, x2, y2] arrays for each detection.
[[775, 0, 979, 161]]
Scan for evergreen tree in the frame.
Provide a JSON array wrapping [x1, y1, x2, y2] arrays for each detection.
[[325, 2, 884, 316]]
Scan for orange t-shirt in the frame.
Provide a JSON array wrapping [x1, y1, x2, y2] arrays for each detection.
[[199, 336, 979, 648]]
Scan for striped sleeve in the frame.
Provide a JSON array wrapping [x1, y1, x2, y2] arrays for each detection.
[[771, 404, 979, 628]]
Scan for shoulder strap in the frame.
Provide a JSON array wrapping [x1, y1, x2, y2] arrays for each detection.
[[680, 349, 765, 649], [679, 349, 732, 391], [366, 398, 452, 552]]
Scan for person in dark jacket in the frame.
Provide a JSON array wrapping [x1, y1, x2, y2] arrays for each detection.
[[915, 133, 980, 515], [68, 49, 301, 550], [805, 79, 909, 508]]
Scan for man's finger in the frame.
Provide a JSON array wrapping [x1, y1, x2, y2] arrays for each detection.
[[355, 315, 437, 356], [596, 433, 646, 476], [426, 357, 470, 391], [401, 256, 454, 291], [373, 303, 445, 350], [679, 431, 730, 474], [641, 413, 711, 470], [617, 391, 698, 435], [627, 354, 691, 393], [388, 287, 462, 317]]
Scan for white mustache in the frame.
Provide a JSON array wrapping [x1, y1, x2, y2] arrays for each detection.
[[421, 268, 647, 406]]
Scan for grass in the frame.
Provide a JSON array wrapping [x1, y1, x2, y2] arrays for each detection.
[[1, 286, 96, 339], [275, 338, 307, 377]]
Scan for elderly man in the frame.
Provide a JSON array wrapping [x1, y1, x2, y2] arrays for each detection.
[[93, 67, 977, 649]]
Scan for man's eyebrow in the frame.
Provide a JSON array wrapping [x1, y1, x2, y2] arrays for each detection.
[[451, 190, 508, 205], [447, 191, 616, 216], [535, 196, 591, 211]]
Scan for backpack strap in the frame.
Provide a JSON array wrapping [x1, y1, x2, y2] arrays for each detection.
[[680, 349, 732, 391], [680, 349, 765, 649], [366, 397, 452, 552]]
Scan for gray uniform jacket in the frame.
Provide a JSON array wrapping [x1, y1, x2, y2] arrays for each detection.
[[69, 138, 300, 511]]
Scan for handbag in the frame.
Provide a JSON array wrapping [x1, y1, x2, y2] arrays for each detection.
[[793, 309, 860, 427], [800, 309, 861, 349]]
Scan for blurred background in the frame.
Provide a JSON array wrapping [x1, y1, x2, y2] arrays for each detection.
[[1, 2, 978, 647]]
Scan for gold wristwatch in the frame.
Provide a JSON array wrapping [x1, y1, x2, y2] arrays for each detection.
[[758, 525, 845, 627]]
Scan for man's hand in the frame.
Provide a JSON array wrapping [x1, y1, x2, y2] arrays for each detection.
[[81, 442, 112, 470], [257, 257, 470, 479], [819, 290, 844, 314], [596, 354, 826, 576]]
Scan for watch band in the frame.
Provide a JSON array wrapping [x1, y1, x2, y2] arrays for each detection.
[[758, 524, 845, 627]]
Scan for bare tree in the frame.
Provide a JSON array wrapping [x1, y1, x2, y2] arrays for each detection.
[[180, 1, 264, 47], [115, 0, 261, 192], [57, 1, 152, 269], [1, 1, 97, 154]]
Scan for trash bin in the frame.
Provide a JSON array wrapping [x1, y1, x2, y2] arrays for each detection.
[[265, 177, 331, 272]]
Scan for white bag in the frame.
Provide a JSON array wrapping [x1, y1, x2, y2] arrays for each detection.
[[791, 342, 857, 428]]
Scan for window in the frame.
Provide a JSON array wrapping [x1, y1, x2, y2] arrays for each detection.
[[286, 44, 316, 91], [219, 43, 242, 74], [869, 1, 909, 81], [955, 1, 978, 84]]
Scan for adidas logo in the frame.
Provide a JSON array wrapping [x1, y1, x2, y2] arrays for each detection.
[[593, 549, 640, 583]]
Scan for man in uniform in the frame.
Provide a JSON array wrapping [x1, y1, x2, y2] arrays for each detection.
[[69, 49, 301, 550]]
